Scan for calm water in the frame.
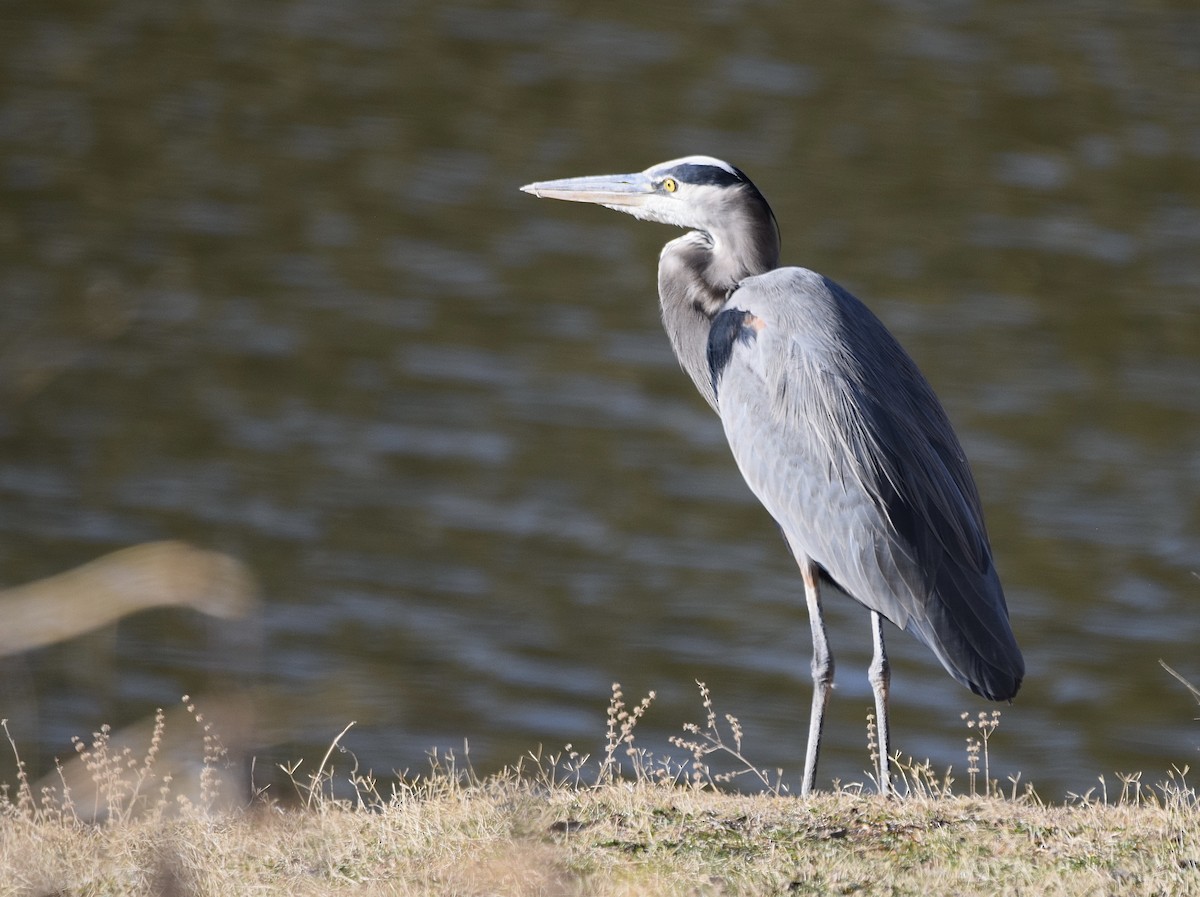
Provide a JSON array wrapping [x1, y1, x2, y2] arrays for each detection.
[[0, 0, 1197, 800]]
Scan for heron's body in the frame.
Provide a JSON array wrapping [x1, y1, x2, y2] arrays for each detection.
[[521, 155, 1023, 794], [708, 268, 1020, 701]]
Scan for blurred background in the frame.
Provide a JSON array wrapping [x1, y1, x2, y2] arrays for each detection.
[[0, 0, 1197, 801]]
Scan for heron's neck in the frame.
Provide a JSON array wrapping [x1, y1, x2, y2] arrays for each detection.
[[657, 225, 779, 411]]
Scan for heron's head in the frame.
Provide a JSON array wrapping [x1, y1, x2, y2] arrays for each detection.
[[521, 155, 777, 238]]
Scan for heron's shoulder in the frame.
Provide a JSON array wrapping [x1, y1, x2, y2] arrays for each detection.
[[731, 267, 859, 315], [735, 266, 828, 297], [725, 268, 859, 344]]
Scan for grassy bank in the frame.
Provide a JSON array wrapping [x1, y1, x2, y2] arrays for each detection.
[[2, 686, 1197, 896], [5, 771, 1199, 895]]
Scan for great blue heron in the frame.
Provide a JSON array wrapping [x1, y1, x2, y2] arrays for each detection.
[[521, 155, 1023, 795]]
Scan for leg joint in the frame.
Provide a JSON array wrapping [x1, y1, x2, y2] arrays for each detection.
[[867, 652, 890, 689], [810, 654, 835, 689]]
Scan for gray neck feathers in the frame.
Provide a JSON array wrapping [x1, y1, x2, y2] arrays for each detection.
[[656, 190, 780, 411]]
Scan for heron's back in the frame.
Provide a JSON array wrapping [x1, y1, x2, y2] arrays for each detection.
[[710, 268, 1024, 701]]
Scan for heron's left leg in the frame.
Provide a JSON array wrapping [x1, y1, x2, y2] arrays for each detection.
[[868, 610, 892, 796], [800, 559, 834, 797]]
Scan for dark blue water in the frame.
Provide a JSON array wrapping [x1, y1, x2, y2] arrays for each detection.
[[0, 0, 1197, 800]]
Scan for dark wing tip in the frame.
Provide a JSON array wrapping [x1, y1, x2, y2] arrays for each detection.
[[959, 621, 1024, 702], [973, 669, 1023, 703]]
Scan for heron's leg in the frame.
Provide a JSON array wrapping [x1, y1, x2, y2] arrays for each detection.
[[868, 610, 892, 796], [800, 560, 833, 796]]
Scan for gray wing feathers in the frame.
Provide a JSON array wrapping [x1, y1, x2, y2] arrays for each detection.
[[715, 269, 1023, 701]]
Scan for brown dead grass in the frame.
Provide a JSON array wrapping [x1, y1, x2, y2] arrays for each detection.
[[4, 778, 1198, 896], [1, 685, 1197, 896]]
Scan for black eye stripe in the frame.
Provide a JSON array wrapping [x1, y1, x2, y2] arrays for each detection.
[[667, 163, 746, 188]]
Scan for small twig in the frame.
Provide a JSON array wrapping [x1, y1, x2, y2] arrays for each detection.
[[307, 722, 357, 809], [1160, 660, 1200, 706]]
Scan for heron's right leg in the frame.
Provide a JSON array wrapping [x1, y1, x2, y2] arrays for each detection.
[[800, 559, 834, 796], [868, 610, 892, 796]]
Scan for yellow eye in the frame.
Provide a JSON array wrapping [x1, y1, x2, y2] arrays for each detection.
[[662, 177, 678, 193]]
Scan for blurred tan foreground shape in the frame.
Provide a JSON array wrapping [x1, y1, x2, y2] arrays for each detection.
[[0, 540, 257, 656], [0, 541, 262, 818]]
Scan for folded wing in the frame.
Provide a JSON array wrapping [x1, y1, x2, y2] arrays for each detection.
[[710, 268, 1023, 701]]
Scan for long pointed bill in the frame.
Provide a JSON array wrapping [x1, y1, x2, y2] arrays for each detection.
[[520, 172, 655, 210]]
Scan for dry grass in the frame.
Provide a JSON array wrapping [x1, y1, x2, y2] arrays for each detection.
[[1, 684, 1198, 897]]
